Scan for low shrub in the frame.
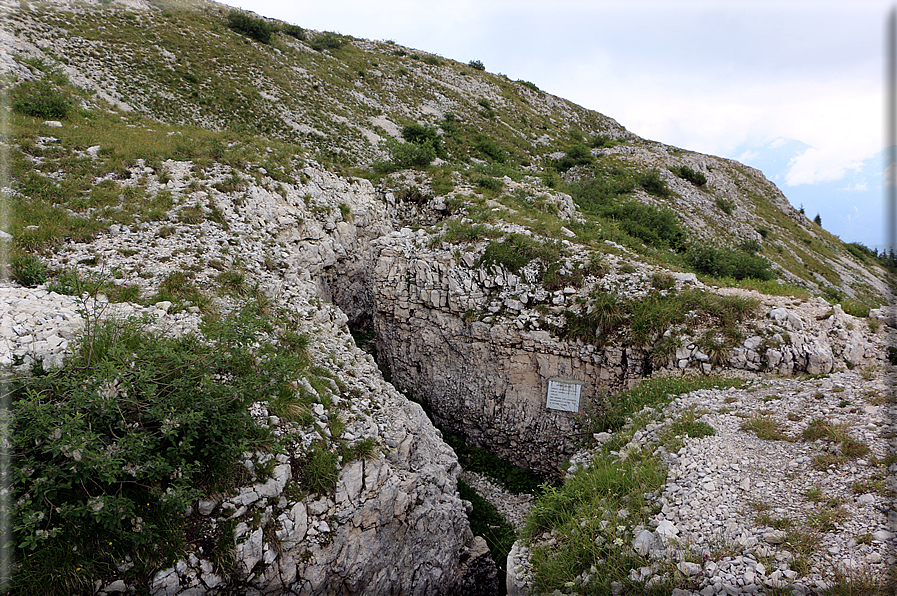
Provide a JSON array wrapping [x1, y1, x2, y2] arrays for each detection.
[[468, 59, 485, 71], [401, 123, 445, 159], [281, 24, 306, 40], [310, 31, 348, 52], [635, 169, 672, 197], [474, 135, 506, 163], [381, 137, 436, 168], [8, 305, 309, 594], [11, 78, 71, 119], [684, 243, 775, 281], [715, 197, 735, 215], [670, 165, 707, 186], [477, 97, 497, 119], [226, 10, 274, 44], [589, 135, 619, 149], [604, 201, 686, 251], [10, 253, 48, 287], [479, 233, 561, 274], [555, 143, 594, 173], [475, 176, 503, 193]]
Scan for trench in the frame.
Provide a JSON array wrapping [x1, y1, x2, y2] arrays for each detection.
[[348, 324, 541, 596]]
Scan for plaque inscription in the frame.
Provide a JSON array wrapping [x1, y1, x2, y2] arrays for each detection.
[[545, 378, 584, 413]]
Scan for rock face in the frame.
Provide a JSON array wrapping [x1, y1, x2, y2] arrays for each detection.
[[355, 234, 892, 476], [9, 158, 497, 596]]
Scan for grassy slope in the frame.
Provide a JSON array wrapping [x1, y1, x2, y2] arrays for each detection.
[[4, 1, 893, 305]]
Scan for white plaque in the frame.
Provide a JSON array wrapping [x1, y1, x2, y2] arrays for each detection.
[[546, 378, 583, 412]]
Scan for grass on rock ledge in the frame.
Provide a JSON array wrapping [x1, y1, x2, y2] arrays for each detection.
[[522, 375, 748, 595]]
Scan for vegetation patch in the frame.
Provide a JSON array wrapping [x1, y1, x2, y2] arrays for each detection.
[[7, 302, 320, 595], [562, 287, 757, 350], [226, 10, 274, 44]]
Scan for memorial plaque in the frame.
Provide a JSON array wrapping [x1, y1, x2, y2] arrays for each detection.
[[545, 377, 584, 413]]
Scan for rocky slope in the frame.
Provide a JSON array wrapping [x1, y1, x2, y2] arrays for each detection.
[[1, 1, 895, 594]]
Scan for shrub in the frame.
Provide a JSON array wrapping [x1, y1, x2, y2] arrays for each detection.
[[670, 165, 707, 186], [555, 143, 593, 173], [11, 253, 48, 287], [715, 197, 735, 215], [281, 24, 306, 40], [475, 176, 503, 193], [813, 213, 822, 226], [589, 135, 619, 149], [11, 78, 71, 119], [635, 169, 672, 197], [8, 306, 305, 594], [685, 243, 775, 281], [310, 31, 348, 52], [468, 59, 485, 71], [401, 123, 445, 158], [604, 201, 686, 251], [226, 10, 274, 44], [474, 134, 506, 163], [421, 55, 441, 66], [517, 80, 539, 91], [477, 97, 497, 119], [381, 137, 436, 168], [478, 234, 561, 274]]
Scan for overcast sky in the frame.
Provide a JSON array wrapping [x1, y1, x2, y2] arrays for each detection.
[[235, 0, 894, 248]]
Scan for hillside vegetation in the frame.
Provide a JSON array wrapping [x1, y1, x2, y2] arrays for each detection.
[[1, 1, 895, 595], [2, 0, 892, 307]]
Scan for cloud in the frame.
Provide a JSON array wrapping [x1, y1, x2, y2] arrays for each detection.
[[769, 138, 787, 149], [738, 149, 760, 162], [784, 147, 866, 186]]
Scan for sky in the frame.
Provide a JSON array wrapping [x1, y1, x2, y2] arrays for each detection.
[[235, 0, 895, 250]]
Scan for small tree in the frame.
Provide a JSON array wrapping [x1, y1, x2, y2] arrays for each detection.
[[813, 213, 822, 226], [468, 59, 485, 71]]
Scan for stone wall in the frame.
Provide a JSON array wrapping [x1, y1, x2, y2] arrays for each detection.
[[359, 232, 889, 477]]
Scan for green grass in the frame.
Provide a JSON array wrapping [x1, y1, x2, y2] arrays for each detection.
[[740, 414, 792, 441], [458, 479, 516, 587], [562, 287, 758, 349], [523, 450, 670, 595]]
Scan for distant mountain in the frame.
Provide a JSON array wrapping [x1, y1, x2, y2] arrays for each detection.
[[731, 138, 884, 250]]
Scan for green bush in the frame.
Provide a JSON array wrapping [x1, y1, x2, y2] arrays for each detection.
[[11, 253, 48, 287], [474, 134, 506, 163], [468, 59, 485, 71], [477, 98, 497, 119], [568, 173, 686, 250], [421, 55, 441, 66], [475, 176, 503, 193], [588, 134, 619, 149], [685, 243, 775, 281], [310, 31, 348, 52], [517, 80, 539, 91], [8, 305, 308, 594], [479, 233, 561, 274], [281, 24, 306, 40], [226, 10, 274, 44], [715, 197, 735, 215], [11, 78, 71, 119], [635, 169, 671, 197], [605, 201, 686, 250], [670, 165, 707, 186], [401, 123, 445, 158], [555, 143, 594, 173], [381, 137, 436, 168]]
